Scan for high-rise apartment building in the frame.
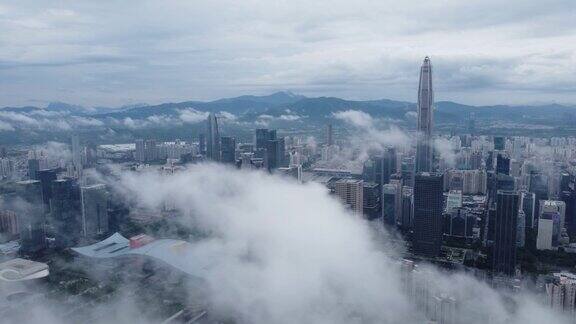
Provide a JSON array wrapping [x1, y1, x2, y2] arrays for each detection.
[[539, 200, 566, 230], [334, 179, 364, 216]]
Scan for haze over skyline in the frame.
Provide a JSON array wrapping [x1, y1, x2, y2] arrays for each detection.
[[1, 0, 575, 107]]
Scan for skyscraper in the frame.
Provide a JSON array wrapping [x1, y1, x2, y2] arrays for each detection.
[[27, 158, 40, 180], [71, 134, 82, 173], [80, 184, 109, 238], [492, 190, 519, 276], [36, 169, 57, 212], [135, 139, 145, 162], [493, 136, 505, 151], [545, 273, 576, 313], [15, 180, 46, 253], [50, 178, 81, 247], [220, 136, 236, 164], [415, 57, 434, 173], [382, 183, 399, 225], [206, 113, 220, 161], [540, 200, 567, 231], [255, 128, 273, 150], [326, 124, 333, 146], [401, 187, 413, 230], [521, 191, 536, 229], [362, 182, 380, 220], [144, 139, 158, 162], [334, 179, 364, 216], [254, 129, 284, 170], [198, 133, 206, 156], [496, 153, 510, 175], [412, 172, 444, 257]]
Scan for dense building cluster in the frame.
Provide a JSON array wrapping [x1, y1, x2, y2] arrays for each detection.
[[1, 57, 576, 322]]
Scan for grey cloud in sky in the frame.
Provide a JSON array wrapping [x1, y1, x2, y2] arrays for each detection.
[[0, 0, 575, 107]]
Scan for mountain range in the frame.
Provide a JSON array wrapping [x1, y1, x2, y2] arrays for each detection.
[[2, 91, 576, 125]]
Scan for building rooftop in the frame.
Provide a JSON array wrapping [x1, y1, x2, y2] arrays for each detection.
[[335, 178, 362, 184], [98, 143, 136, 152], [0, 258, 49, 282], [16, 180, 40, 185], [72, 233, 213, 278]]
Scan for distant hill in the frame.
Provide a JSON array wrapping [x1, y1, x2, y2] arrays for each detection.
[[1, 92, 575, 125]]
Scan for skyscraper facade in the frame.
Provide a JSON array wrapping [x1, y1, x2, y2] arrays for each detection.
[[80, 184, 109, 238], [206, 113, 220, 161], [37, 169, 57, 211], [220, 136, 237, 164], [382, 183, 399, 225], [198, 133, 206, 156], [413, 172, 444, 257], [415, 57, 434, 173], [496, 153, 510, 175], [15, 180, 46, 253], [326, 124, 333, 146], [362, 182, 380, 220], [492, 190, 519, 276], [50, 178, 81, 247], [27, 158, 40, 180], [71, 134, 82, 172], [135, 139, 145, 162], [255, 128, 274, 150], [334, 179, 364, 216]]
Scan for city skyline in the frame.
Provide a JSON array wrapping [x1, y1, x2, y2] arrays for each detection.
[[2, 2, 576, 323], [0, 1, 575, 107]]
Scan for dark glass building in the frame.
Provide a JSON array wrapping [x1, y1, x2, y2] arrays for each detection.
[[220, 136, 236, 164], [485, 151, 494, 171], [412, 172, 444, 257], [561, 190, 576, 238], [492, 190, 519, 276], [382, 183, 398, 225], [496, 154, 510, 175], [80, 184, 109, 238], [50, 178, 81, 247], [27, 158, 40, 180], [15, 180, 46, 254], [362, 182, 381, 220], [494, 136, 505, 151], [529, 172, 549, 216], [37, 169, 57, 211]]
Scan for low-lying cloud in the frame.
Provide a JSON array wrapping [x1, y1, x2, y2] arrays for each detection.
[[318, 110, 412, 171], [1, 163, 569, 323], [106, 164, 565, 323]]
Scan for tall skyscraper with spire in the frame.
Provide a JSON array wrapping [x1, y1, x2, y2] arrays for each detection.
[[415, 56, 434, 173], [206, 113, 220, 161]]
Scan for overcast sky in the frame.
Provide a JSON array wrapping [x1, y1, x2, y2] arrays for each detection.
[[0, 0, 575, 107]]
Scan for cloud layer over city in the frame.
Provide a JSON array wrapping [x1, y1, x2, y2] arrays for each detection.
[[0, 0, 575, 107], [102, 164, 566, 323]]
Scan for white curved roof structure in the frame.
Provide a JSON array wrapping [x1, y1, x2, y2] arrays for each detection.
[[0, 258, 49, 282], [72, 233, 212, 277]]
